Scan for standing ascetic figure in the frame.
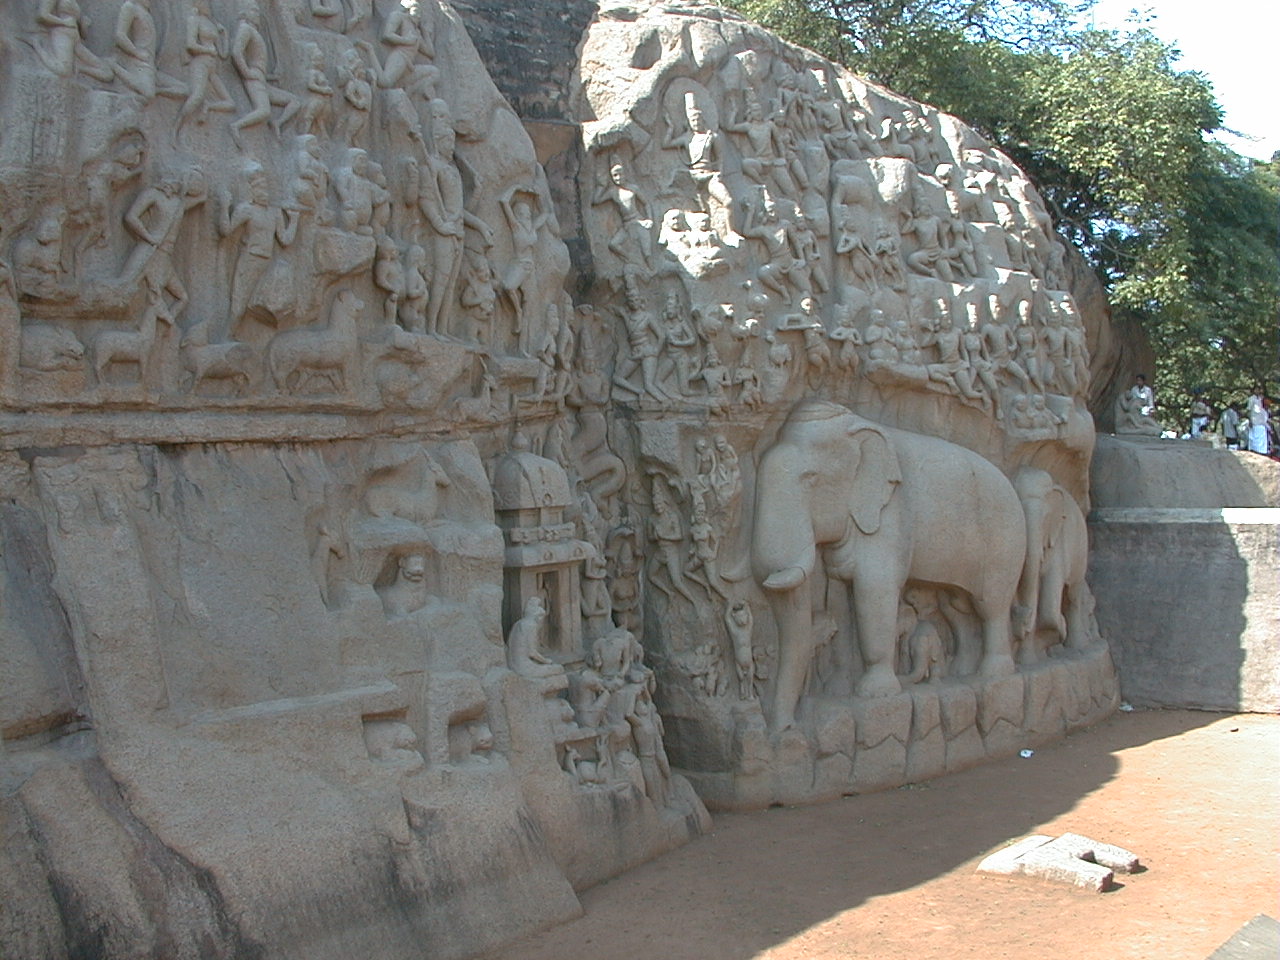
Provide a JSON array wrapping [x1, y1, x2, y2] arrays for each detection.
[[417, 99, 492, 336], [752, 401, 1023, 730]]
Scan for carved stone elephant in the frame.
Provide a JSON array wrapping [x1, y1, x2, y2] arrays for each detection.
[[1012, 467, 1094, 660], [752, 401, 1023, 730]]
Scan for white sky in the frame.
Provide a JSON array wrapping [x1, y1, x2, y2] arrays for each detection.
[[1087, 0, 1278, 161]]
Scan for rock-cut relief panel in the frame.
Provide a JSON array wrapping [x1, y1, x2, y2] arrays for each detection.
[[571, 4, 1115, 809], [577, 4, 1092, 448], [0, 0, 569, 423]]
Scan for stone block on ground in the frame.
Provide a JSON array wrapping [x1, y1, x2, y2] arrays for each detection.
[[977, 832, 1139, 892]]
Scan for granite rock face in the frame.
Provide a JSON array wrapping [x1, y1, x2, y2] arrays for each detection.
[[560, 0, 1115, 809], [1, 1, 1117, 956]]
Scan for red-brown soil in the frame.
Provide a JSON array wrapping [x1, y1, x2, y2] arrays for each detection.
[[488, 710, 1279, 960]]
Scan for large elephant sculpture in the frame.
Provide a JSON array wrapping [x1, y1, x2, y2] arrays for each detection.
[[1012, 467, 1095, 660], [752, 401, 1023, 730]]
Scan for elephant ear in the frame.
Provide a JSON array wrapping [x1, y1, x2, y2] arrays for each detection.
[[849, 426, 902, 535]]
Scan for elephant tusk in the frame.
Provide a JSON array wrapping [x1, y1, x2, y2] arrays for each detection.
[[762, 566, 807, 591]]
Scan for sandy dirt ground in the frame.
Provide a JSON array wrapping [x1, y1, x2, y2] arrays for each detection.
[[487, 710, 1279, 960]]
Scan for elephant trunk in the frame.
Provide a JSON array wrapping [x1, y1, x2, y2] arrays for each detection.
[[752, 444, 817, 586], [752, 442, 818, 730]]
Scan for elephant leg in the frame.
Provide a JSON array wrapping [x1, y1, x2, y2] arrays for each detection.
[[1063, 580, 1093, 651], [853, 577, 903, 698], [1037, 560, 1069, 641], [940, 592, 981, 676], [975, 598, 1017, 678], [767, 584, 815, 730]]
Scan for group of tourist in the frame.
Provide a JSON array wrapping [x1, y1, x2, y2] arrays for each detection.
[[1122, 375, 1276, 456], [1187, 387, 1274, 456]]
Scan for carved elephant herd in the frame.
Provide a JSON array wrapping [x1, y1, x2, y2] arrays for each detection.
[[751, 400, 1093, 730]]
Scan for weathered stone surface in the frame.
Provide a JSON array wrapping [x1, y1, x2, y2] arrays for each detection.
[[1091, 506, 1280, 712], [977, 832, 1140, 893], [0, 0, 1128, 953]]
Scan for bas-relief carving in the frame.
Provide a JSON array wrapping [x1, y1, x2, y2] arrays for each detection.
[[0, 5, 708, 957], [572, 2, 1115, 808], [0, 0, 566, 421], [0, 0, 1123, 952]]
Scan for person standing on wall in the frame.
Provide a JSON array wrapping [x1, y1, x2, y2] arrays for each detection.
[[1219, 401, 1241, 450], [1246, 386, 1270, 455]]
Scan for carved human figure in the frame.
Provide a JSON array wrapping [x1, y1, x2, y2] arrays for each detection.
[[499, 190, 551, 351], [373, 237, 404, 325], [902, 187, 955, 282], [219, 163, 298, 326], [31, 0, 114, 81], [687, 503, 726, 600], [1058, 299, 1090, 392], [626, 689, 670, 805], [381, 553, 429, 617], [1039, 304, 1069, 393], [833, 225, 876, 295], [230, 0, 300, 146], [614, 285, 670, 403], [829, 303, 862, 372], [924, 301, 986, 408], [297, 43, 335, 137], [648, 485, 695, 604], [830, 161, 879, 290], [112, 0, 185, 100], [568, 660, 610, 731], [871, 227, 907, 290], [732, 352, 763, 409], [982, 297, 1032, 397], [723, 92, 797, 197], [335, 148, 380, 236], [357, 5, 429, 89], [1012, 299, 1045, 392], [459, 249, 497, 342], [962, 302, 1003, 419], [700, 345, 731, 415], [660, 291, 698, 397], [663, 93, 734, 237], [725, 599, 756, 700], [861, 310, 900, 373], [121, 166, 207, 288], [802, 323, 831, 388], [418, 100, 493, 335], [337, 47, 373, 143], [15, 211, 68, 301], [506, 597, 565, 680], [176, 0, 236, 138], [592, 157, 653, 270], [742, 196, 803, 304], [291, 134, 332, 226], [789, 212, 829, 295], [762, 332, 793, 403], [399, 244, 430, 332]]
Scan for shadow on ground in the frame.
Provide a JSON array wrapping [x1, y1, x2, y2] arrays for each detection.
[[486, 708, 1230, 960]]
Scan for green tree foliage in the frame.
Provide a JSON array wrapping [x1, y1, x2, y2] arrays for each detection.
[[725, 0, 1280, 424]]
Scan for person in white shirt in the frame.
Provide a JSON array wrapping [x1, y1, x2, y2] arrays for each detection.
[[1246, 387, 1270, 454]]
